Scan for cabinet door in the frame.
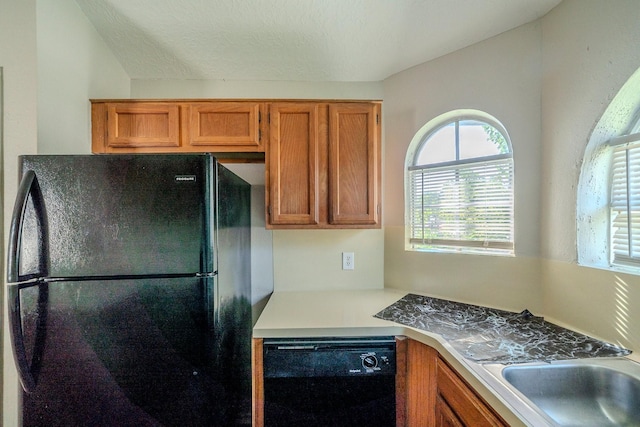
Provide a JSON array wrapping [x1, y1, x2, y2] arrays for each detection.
[[436, 395, 465, 427], [405, 339, 437, 426], [105, 103, 180, 148], [188, 102, 264, 151], [267, 103, 320, 226], [328, 103, 380, 226], [436, 357, 506, 427], [252, 338, 265, 427]]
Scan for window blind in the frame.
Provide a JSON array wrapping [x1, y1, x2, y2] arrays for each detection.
[[610, 143, 640, 266], [408, 154, 514, 253]]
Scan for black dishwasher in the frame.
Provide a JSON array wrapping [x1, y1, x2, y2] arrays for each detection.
[[263, 336, 396, 427]]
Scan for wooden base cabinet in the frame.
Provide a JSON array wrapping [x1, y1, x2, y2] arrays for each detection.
[[266, 101, 381, 229], [252, 339, 265, 427], [405, 338, 438, 426], [436, 356, 507, 426], [404, 339, 508, 427]]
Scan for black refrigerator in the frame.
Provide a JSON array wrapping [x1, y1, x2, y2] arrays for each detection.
[[6, 154, 252, 426]]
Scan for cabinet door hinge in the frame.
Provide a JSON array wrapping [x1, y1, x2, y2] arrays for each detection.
[[258, 111, 261, 123], [267, 205, 272, 216], [259, 130, 261, 141], [376, 114, 379, 125]]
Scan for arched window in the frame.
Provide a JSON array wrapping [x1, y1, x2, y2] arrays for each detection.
[[577, 67, 640, 272], [405, 110, 514, 255]]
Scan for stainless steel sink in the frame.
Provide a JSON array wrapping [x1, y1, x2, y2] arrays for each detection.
[[501, 358, 640, 426]]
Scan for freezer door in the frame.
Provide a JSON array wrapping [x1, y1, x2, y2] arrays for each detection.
[[16, 154, 213, 278], [13, 276, 250, 426]]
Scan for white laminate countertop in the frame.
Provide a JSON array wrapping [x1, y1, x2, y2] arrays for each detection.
[[253, 288, 549, 426], [253, 288, 408, 338]]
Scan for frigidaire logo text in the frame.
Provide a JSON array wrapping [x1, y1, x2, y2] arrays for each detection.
[[175, 175, 197, 183]]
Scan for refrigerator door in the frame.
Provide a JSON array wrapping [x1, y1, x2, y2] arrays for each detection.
[[214, 163, 252, 322], [13, 276, 231, 427], [14, 154, 214, 279], [211, 163, 252, 421]]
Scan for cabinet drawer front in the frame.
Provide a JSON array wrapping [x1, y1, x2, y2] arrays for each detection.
[[107, 103, 180, 148], [188, 102, 263, 149]]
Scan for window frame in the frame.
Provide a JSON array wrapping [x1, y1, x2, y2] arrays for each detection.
[[405, 110, 515, 256]]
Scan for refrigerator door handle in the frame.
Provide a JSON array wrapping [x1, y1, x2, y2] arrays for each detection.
[[8, 170, 50, 283], [7, 283, 46, 393]]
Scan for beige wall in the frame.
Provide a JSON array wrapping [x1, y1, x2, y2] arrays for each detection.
[[382, 20, 543, 312], [1, 0, 38, 424], [37, 0, 129, 154], [272, 229, 384, 291], [542, 260, 640, 352], [131, 79, 383, 100], [540, 0, 640, 351], [0, 0, 38, 225], [540, 0, 640, 263]]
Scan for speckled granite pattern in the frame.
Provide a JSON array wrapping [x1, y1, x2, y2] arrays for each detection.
[[374, 294, 631, 364]]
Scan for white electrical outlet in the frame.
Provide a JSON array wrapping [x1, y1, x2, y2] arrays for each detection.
[[342, 252, 355, 270]]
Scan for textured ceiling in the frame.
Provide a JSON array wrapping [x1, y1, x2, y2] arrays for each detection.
[[75, 0, 561, 82]]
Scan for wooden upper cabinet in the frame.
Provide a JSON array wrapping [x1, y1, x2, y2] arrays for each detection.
[[187, 102, 264, 150], [266, 101, 381, 229], [267, 103, 320, 226], [106, 103, 180, 148], [329, 103, 380, 226], [91, 100, 265, 153]]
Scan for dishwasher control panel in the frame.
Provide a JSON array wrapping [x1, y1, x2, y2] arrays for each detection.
[[263, 336, 396, 378]]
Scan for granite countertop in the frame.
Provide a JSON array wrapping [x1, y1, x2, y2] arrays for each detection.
[[374, 293, 631, 365]]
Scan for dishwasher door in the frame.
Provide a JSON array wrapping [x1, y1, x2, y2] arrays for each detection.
[[263, 337, 396, 427]]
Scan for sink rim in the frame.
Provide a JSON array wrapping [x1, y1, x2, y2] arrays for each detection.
[[482, 357, 640, 427]]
